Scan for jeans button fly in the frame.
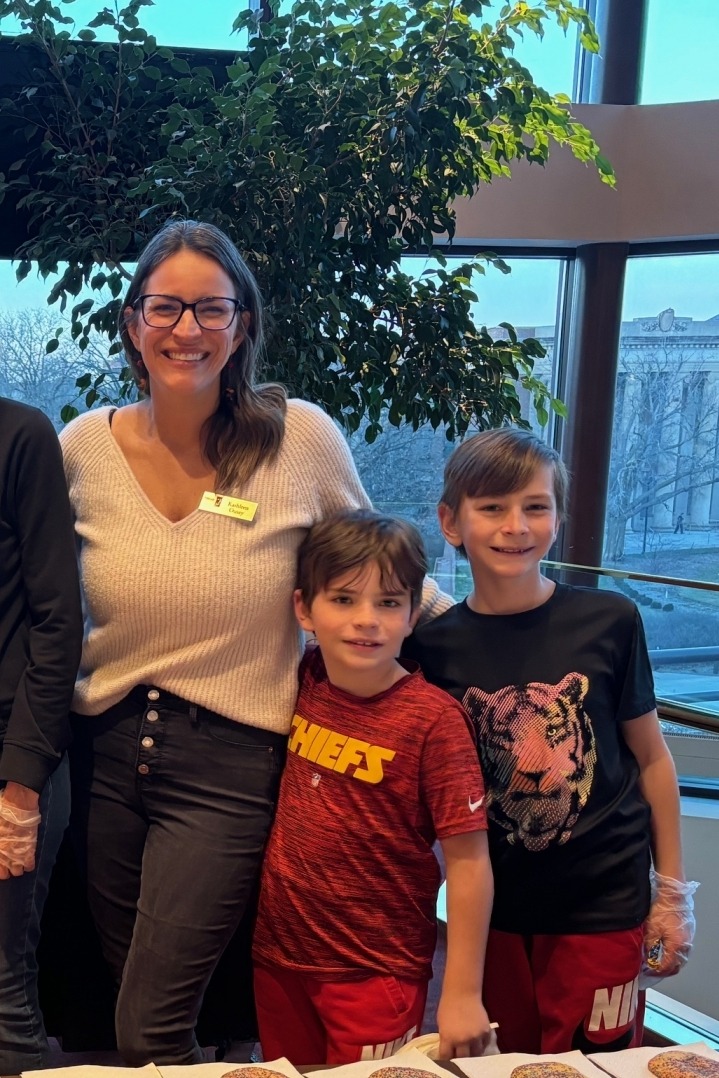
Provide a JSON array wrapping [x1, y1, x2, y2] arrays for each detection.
[[138, 764, 150, 775], [142, 737, 154, 748], [147, 689, 160, 701], [146, 710, 159, 722]]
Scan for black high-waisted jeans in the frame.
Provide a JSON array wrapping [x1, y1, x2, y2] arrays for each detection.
[[69, 686, 286, 1066]]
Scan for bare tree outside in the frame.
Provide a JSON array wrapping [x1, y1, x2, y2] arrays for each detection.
[[605, 336, 719, 563], [348, 420, 450, 556], [0, 307, 132, 427], [0, 308, 80, 426]]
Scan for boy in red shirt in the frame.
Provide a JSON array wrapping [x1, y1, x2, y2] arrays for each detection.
[[253, 509, 492, 1065]]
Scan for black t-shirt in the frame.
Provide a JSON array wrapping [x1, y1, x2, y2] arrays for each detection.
[[405, 583, 655, 934]]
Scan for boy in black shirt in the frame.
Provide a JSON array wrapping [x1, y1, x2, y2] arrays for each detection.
[[406, 428, 696, 1054]]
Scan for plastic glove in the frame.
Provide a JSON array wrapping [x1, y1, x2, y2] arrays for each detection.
[[642, 868, 699, 980], [0, 789, 41, 878]]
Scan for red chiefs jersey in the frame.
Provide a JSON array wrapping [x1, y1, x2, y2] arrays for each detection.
[[253, 648, 487, 980]]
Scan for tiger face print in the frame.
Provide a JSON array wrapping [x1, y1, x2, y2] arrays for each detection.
[[463, 673, 596, 852]]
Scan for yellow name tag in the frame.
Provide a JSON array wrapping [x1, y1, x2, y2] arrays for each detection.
[[198, 491, 258, 522]]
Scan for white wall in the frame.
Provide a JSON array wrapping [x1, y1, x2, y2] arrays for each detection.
[[655, 795, 719, 1022]]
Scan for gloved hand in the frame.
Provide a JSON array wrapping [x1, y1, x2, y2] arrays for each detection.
[[642, 868, 699, 979], [0, 789, 41, 878]]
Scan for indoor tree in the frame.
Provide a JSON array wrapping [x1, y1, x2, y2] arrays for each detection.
[[0, 0, 612, 435]]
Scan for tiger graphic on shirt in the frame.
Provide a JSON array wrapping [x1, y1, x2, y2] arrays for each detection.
[[463, 673, 596, 852]]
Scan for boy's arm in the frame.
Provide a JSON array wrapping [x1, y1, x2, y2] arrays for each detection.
[[622, 710, 683, 879], [437, 830, 493, 1059], [622, 710, 695, 975]]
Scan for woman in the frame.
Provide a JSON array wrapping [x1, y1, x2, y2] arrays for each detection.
[[61, 219, 448, 1066]]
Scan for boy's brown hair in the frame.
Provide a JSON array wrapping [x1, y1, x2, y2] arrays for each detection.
[[297, 509, 427, 611], [441, 428, 569, 519]]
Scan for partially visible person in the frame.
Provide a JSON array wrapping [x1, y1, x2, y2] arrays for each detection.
[[0, 397, 83, 1074], [60, 220, 450, 1066], [253, 509, 493, 1065], [405, 428, 696, 1056]]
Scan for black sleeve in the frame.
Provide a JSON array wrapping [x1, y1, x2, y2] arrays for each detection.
[[616, 607, 657, 722], [400, 632, 421, 663], [401, 618, 446, 684], [0, 410, 83, 791]]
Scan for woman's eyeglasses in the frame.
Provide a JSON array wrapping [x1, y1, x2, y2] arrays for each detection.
[[135, 294, 246, 330]]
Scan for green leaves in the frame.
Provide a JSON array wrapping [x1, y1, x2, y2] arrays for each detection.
[[1, 0, 612, 433]]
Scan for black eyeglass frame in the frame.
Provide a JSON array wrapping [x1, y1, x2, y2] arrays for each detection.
[[134, 294, 247, 330]]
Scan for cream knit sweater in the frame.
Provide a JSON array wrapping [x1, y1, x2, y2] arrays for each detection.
[[61, 401, 449, 732]]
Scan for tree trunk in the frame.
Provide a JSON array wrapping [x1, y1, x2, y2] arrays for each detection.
[[605, 515, 627, 561]]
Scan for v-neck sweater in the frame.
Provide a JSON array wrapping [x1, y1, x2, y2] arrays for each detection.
[[60, 400, 375, 731]]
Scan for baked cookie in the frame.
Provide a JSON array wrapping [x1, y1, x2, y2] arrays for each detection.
[[223, 1068, 288, 1078], [511, 1064, 587, 1078], [648, 1051, 719, 1078], [374, 1068, 440, 1078]]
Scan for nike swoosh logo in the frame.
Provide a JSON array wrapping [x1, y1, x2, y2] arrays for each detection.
[[469, 796, 484, 813]]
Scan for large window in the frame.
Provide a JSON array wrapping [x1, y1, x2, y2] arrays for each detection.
[[604, 253, 719, 577], [349, 256, 568, 588], [599, 252, 719, 712], [640, 0, 719, 104]]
